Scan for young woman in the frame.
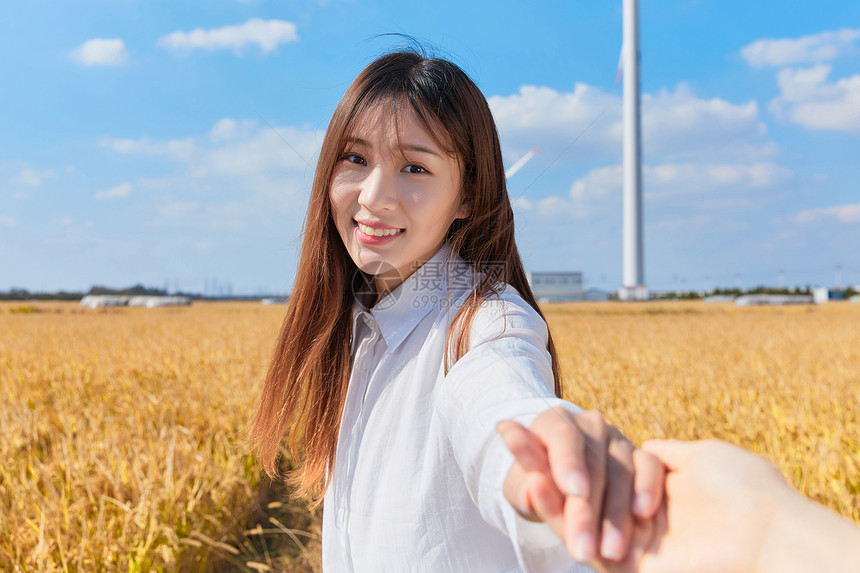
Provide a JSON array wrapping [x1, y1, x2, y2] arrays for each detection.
[[250, 50, 664, 572]]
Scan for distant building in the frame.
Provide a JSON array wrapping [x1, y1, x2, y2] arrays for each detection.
[[812, 287, 847, 304], [584, 288, 611, 301], [80, 295, 131, 308], [526, 272, 584, 303], [812, 288, 829, 304], [128, 296, 192, 308], [704, 295, 736, 303], [80, 295, 191, 308], [735, 294, 813, 306]]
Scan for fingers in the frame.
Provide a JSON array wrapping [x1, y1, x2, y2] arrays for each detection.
[[538, 408, 593, 498], [498, 420, 567, 532], [497, 420, 549, 473], [641, 439, 697, 471], [616, 497, 665, 573], [502, 412, 661, 567], [503, 458, 536, 517], [599, 430, 635, 561], [526, 471, 565, 532], [537, 409, 608, 562], [632, 447, 665, 518]]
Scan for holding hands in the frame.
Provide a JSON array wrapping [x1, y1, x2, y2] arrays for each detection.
[[499, 417, 860, 573], [497, 407, 665, 565]]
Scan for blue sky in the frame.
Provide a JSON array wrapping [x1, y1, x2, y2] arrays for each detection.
[[2, 0, 859, 294]]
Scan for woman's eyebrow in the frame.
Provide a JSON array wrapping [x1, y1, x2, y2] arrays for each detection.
[[345, 137, 369, 148], [346, 136, 442, 158], [401, 143, 442, 158]]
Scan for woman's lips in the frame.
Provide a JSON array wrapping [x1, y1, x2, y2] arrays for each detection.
[[354, 220, 405, 244]]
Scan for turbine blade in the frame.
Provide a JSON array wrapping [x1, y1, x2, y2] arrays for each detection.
[[505, 146, 539, 179]]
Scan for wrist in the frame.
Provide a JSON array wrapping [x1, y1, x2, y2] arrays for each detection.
[[754, 484, 806, 573]]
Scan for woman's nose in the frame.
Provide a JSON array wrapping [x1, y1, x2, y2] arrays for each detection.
[[358, 166, 396, 211]]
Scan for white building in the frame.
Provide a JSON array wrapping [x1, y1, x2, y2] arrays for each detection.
[[80, 295, 191, 308], [80, 295, 131, 308], [735, 294, 813, 306], [526, 272, 584, 303], [128, 296, 192, 308]]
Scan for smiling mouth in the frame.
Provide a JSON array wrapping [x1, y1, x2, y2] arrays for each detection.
[[355, 221, 406, 237]]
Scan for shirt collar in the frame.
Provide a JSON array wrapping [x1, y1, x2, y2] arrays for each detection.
[[351, 241, 477, 353]]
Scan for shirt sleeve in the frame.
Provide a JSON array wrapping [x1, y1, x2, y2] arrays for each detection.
[[433, 286, 595, 573]]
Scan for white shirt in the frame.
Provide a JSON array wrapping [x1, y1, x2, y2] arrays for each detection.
[[322, 241, 595, 573]]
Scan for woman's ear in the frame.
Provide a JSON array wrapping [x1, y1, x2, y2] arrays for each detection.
[[456, 198, 471, 220]]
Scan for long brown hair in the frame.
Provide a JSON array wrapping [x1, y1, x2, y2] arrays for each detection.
[[249, 50, 564, 502]]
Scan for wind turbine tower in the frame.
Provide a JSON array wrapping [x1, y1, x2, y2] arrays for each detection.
[[619, 0, 649, 301]]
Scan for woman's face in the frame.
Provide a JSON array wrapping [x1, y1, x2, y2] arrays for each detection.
[[329, 107, 470, 299]]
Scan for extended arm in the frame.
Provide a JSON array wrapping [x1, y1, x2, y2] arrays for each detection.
[[613, 439, 860, 573], [436, 290, 664, 571]]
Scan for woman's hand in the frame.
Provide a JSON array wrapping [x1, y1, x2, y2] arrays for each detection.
[[497, 408, 664, 564]]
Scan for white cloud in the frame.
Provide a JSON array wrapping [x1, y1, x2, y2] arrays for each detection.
[[159, 201, 200, 218], [158, 18, 299, 55], [567, 161, 793, 202], [208, 118, 259, 143], [70, 38, 129, 67], [210, 118, 240, 143], [793, 202, 860, 224], [13, 167, 56, 186], [511, 197, 533, 211], [489, 82, 773, 163], [100, 137, 141, 154], [741, 26, 860, 68], [768, 65, 860, 133], [640, 84, 771, 160], [513, 160, 792, 228], [569, 165, 623, 201], [100, 136, 197, 161], [489, 83, 617, 137], [648, 214, 718, 232], [97, 118, 321, 235], [0, 215, 17, 228], [773, 65, 834, 102], [514, 194, 590, 219], [203, 124, 319, 175], [94, 182, 132, 200], [102, 118, 322, 177], [154, 200, 245, 230], [134, 177, 183, 191]]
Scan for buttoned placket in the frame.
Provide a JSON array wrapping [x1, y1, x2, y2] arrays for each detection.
[[336, 310, 383, 538]]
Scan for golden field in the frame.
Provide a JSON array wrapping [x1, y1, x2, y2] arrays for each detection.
[[1, 299, 858, 571]]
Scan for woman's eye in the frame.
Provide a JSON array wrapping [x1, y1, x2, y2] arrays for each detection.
[[403, 164, 427, 174], [342, 153, 366, 165]]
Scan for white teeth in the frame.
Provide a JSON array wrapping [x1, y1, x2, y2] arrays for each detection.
[[357, 222, 402, 237]]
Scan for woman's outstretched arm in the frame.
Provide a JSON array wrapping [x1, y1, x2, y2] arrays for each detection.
[[437, 288, 664, 571]]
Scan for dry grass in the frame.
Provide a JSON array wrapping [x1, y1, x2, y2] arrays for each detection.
[[549, 301, 860, 521], [1, 299, 858, 571], [0, 302, 320, 572]]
